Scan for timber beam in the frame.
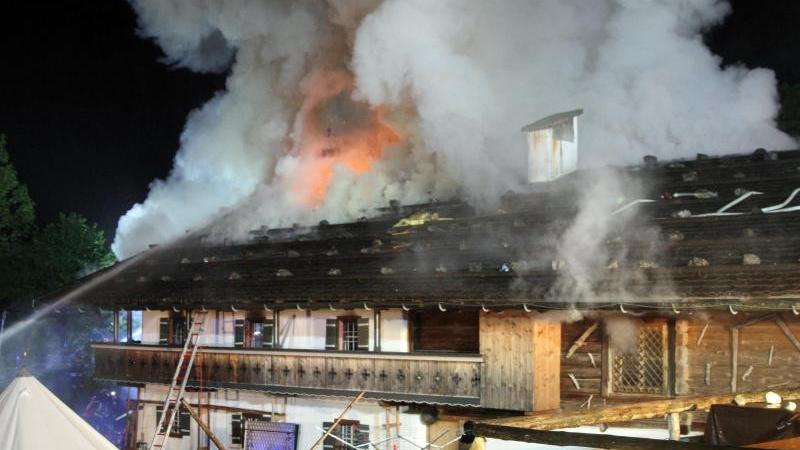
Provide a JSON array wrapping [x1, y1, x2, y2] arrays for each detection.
[[481, 388, 800, 430], [465, 423, 742, 450]]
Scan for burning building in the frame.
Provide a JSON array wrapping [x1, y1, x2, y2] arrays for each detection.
[[43, 142, 800, 449], [43, 1, 800, 448]]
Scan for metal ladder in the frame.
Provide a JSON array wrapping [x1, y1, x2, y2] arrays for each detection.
[[149, 310, 207, 450]]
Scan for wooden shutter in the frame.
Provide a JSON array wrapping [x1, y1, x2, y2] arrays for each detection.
[[357, 318, 370, 351], [325, 319, 338, 350], [234, 319, 245, 348], [322, 422, 335, 450], [262, 319, 274, 349], [231, 413, 243, 445], [179, 406, 191, 436], [356, 423, 370, 445], [158, 318, 169, 346]]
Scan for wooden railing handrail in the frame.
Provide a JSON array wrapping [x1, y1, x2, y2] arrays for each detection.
[[91, 342, 484, 362]]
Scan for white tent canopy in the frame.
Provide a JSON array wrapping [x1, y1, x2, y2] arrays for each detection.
[[0, 369, 118, 450]]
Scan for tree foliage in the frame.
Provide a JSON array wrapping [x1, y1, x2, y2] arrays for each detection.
[[0, 135, 34, 253], [31, 213, 116, 294]]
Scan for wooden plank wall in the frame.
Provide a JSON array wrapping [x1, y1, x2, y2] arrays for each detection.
[[412, 310, 479, 353], [686, 312, 800, 396], [479, 311, 561, 411], [560, 320, 603, 409], [533, 320, 562, 410]]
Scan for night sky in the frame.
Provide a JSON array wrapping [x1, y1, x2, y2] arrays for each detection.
[[0, 0, 798, 240]]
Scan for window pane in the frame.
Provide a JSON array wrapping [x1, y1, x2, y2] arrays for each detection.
[[118, 311, 128, 342], [340, 424, 354, 445], [251, 321, 264, 348], [342, 320, 358, 351], [131, 311, 143, 342]]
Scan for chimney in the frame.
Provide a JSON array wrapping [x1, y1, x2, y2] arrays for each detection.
[[521, 109, 583, 183]]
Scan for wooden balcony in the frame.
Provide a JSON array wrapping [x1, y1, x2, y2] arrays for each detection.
[[91, 343, 482, 406]]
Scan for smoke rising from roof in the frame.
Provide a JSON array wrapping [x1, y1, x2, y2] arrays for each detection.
[[113, 0, 795, 259]]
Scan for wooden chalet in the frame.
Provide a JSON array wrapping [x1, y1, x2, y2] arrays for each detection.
[[44, 148, 800, 449]]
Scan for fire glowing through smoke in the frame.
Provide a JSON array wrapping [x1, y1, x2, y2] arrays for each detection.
[[286, 70, 401, 206]]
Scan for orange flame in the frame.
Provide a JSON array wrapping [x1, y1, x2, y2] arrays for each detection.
[[287, 70, 401, 206]]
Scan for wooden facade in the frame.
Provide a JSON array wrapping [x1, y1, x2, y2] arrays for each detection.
[[479, 311, 561, 411], [93, 309, 566, 412]]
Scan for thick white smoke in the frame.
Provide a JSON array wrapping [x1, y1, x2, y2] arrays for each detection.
[[113, 0, 795, 258]]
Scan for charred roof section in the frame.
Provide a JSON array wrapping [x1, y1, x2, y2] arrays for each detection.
[[42, 149, 800, 311]]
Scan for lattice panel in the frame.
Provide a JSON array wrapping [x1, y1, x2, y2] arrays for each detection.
[[612, 324, 666, 394], [244, 420, 298, 450]]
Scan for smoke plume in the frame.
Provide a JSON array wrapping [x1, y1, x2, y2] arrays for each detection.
[[113, 0, 795, 258]]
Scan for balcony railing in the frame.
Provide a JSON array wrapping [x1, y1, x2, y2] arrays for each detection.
[[92, 344, 482, 406]]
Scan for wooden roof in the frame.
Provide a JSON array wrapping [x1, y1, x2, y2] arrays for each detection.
[[43, 149, 800, 312]]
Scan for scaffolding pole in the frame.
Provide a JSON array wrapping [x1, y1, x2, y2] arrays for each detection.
[[180, 398, 228, 450], [309, 391, 366, 450]]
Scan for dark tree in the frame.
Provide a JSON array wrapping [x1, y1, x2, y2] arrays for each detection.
[[31, 213, 116, 293], [0, 135, 34, 250]]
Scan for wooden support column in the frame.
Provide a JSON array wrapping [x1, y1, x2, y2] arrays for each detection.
[[274, 309, 280, 349], [731, 328, 739, 393], [113, 310, 120, 343], [374, 309, 381, 351], [467, 423, 742, 450], [126, 310, 133, 342], [667, 412, 681, 441]]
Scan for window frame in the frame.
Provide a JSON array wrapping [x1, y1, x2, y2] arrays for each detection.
[[602, 319, 669, 398], [340, 317, 360, 352], [325, 316, 369, 352], [155, 404, 190, 438]]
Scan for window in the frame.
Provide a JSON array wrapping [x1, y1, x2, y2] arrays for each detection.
[[158, 313, 187, 346], [342, 319, 359, 351], [339, 423, 355, 446], [322, 421, 369, 450], [116, 310, 143, 343], [131, 310, 143, 342], [155, 405, 190, 438], [232, 413, 243, 445], [606, 321, 668, 395], [325, 317, 369, 351], [235, 318, 275, 349]]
